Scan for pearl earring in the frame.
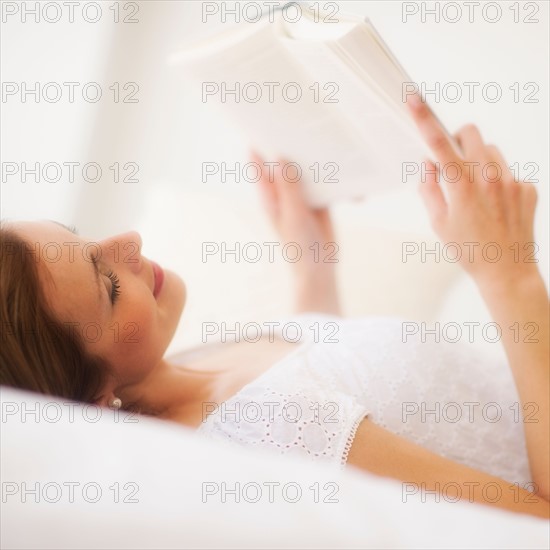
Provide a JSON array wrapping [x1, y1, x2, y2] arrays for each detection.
[[109, 397, 122, 410]]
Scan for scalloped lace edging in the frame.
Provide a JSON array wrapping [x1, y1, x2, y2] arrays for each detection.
[[341, 411, 369, 467]]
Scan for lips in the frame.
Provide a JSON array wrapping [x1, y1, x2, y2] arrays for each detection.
[[151, 261, 165, 299]]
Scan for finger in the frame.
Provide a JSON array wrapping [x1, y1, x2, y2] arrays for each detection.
[[486, 144, 506, 167], [273, 159, 308, 211], [251, 151, 276, 194], [406, 94, 461, 166], [485, 145, 515, 184], [418, 159, 448, 232], [520, 182, 538, 230], [251, 151, 279, 220], [504, 180, 522, 229], [454, 124, 485, 160]]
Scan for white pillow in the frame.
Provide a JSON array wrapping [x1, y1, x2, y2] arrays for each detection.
[[1, 387, 547, 549]]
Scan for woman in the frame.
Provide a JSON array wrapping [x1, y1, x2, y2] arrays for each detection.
[[1, 97, 548, 518]]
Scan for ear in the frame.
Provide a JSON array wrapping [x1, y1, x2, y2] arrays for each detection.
[[92, 376, 121, 409], [93, 392, 117, 409]]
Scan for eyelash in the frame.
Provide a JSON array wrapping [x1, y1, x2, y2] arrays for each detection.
[[92, 252, 121, 305], [106, 270, 121, 304]]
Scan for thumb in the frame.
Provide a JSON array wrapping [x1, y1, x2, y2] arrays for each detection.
[[274, 159, 308, 211]]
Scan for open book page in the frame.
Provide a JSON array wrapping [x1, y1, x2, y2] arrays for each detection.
[[174, 20, 382, 206], [171, 12, 440, 206], [278, 33, 430, 199], [279, 9, 402, 113], [337, 22, 460, 154]]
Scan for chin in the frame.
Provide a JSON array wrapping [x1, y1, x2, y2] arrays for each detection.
[[156, 271, 186, 351], [165, 270, 187, 314]]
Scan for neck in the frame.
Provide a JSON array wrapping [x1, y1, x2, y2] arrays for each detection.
[[117, 358, 220, 427]]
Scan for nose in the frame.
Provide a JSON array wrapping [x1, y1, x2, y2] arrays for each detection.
[[101, 231, 143, 273]]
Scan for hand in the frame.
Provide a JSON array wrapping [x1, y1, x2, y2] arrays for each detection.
[[251, 151, 341, 315], [251, 151, 337, 271], [406, 94, 540, 291]]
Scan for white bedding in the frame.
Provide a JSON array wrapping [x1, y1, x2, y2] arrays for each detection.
[[1, 387, 548, 549]]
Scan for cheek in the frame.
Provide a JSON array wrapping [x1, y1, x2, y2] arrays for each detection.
[[96, 273, 184, 382], [104, 300, 162, 380]]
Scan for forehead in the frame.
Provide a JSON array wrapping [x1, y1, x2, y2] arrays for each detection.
[[12, 221, 105, 323]]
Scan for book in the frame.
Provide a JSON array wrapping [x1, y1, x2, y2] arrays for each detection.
[[169, 2, 454, 208]]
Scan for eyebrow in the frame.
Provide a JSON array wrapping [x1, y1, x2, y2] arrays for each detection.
[[47, 220, 105, 305], [48, 220, 79, 235]]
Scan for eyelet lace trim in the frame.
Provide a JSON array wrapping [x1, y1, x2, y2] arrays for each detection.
[[341, 411, 369, 467]]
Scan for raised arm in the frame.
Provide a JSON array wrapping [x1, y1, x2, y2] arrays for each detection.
[[252, 152, 341, 315], [407, 94, 550, 501]]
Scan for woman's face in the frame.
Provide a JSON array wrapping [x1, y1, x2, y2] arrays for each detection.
[[12, 220, 186, 387]]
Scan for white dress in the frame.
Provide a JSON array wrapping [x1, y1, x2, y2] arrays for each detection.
[[183, 313, 531, 485]]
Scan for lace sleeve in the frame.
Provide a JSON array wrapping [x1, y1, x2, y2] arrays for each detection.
[[198, 383, 368, 469]]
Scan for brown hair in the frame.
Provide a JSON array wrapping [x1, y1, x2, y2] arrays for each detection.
[[0, 226, 111, 404]]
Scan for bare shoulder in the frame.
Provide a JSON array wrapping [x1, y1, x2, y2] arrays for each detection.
[[347, 417, 550, 519]]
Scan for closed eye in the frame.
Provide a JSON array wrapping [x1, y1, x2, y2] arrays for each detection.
[[106, 270, 121, 304], [90, 251, 121, 306]]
